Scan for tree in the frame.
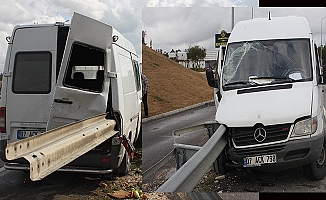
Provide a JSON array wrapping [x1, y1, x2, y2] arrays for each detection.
[[186, 45, 206, 68]]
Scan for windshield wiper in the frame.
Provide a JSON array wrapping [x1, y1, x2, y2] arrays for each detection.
[[224, 81, 250, 86], [250, 76, 294, 82]]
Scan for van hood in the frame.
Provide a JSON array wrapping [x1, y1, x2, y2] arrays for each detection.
[[216, 82, 312, 127]]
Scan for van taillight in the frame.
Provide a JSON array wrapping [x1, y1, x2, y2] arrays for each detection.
[[0, 107, 6, 133]]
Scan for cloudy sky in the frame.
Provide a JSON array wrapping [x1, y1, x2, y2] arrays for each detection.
[[143, 7, 326, 54], [0, 0, 260, 73]]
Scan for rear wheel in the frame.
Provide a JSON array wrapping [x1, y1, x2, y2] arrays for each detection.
[[115, 151, 130, 176], [303, 141, 326, 180], [134, 125, 142, 148]]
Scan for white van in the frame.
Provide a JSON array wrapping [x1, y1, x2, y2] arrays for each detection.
[[206, 16, 326, 180], [0, 12, 142, 175]]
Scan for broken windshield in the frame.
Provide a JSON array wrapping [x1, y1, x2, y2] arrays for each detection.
[[222, 39, 312, 89]]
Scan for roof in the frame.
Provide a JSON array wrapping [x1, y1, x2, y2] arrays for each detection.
[[229, 16, 311, 43]]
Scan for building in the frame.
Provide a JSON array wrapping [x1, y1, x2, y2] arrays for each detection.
[[168, 49, 219, 69], [204, 48, 219, 69]]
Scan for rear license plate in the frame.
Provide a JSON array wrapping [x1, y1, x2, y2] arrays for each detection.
[[17, 130, 43, 139], [243, 154, 277, 167]]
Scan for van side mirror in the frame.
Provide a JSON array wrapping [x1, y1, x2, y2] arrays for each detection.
[[318, 65, 326, 84], [206, 69, 219, 88]]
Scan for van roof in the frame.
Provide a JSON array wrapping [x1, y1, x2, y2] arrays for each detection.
[[12, 22, 137, 57], [228, 16, 311, 43], [112, 27, 137, 56], [13, 23, 69, 30]]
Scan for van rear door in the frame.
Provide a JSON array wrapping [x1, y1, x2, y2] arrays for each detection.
[[5, 25, 58, 142], [47, 12, 113, 130]]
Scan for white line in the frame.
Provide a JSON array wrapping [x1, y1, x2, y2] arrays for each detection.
[[0, 167, 5, 173]]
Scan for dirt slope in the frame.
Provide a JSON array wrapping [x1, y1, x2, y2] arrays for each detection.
[[142, 45, 214, 117]]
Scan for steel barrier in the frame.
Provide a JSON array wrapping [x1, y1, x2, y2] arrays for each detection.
[[5, 114, 118, 181]]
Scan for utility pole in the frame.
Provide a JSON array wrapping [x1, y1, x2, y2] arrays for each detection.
[[252, 7, 253, 19], [231, 7, 234, 30]]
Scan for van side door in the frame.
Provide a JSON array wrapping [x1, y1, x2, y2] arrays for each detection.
[[47, 12, 113, 130]]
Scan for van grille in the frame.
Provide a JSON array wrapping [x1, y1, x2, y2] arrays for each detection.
[[233, 145, 286, 157], [231, 123, 291, 147]]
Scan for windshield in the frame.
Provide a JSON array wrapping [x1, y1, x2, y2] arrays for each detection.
[[222, 39, 312, 89]]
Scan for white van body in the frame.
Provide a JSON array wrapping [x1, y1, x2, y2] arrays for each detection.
[[207, 16, 326, 180], [0, 12, 142, 175]]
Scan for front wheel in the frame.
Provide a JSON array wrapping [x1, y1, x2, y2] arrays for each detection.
[[303, 141, 326, 180]]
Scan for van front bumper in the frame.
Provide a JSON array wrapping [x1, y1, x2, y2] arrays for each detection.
[[227, 133, 324, 172]]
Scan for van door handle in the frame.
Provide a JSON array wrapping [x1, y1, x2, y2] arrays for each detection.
[[54, 99, 73, 104]]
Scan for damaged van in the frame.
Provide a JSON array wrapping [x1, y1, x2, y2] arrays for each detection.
[[206, 16, 326, 180], [0, 12, 142, 176]]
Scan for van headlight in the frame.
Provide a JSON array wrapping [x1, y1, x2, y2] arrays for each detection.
[[291, 117, 317, 138]]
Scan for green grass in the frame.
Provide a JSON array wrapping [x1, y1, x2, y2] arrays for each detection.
[[154, 96, 164, 101]]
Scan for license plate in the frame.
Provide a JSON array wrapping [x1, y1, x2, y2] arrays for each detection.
[[243, 154, 277, 167], [17, 130, 43, 139]]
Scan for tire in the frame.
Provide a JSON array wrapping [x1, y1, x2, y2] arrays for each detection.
[[115, 151, 131, 176], [214, 149, 226, 175], [303, 141, 326, 180], [134, 125, 142, 148]]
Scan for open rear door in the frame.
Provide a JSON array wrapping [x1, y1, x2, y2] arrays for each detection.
[[47, 12, 113, 130]]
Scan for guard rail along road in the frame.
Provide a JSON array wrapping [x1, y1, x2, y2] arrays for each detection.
[[144, 121, 228, 192], [5, 114, 118, 181]]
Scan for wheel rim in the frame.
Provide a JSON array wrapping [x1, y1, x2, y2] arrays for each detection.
[[316, 146, 325, 168]]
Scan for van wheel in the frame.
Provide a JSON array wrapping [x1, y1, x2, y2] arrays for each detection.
[[134, 126, 142, 148], [303, 142, 326, 180], [116, 152, 130, 176]]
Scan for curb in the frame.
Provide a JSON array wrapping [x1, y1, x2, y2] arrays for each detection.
[[142, 99, 215, 124]]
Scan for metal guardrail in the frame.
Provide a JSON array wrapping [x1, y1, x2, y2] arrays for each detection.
[[156, 124, 227, 192], [5, 114, 118, 181]]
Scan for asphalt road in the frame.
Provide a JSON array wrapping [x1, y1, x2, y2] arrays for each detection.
[[142, 103, 216, 172]]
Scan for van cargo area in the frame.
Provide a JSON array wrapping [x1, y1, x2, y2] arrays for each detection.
[[0, 12, 142, 180]]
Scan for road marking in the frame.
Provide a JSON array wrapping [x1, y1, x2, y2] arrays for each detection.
[[0, 167, 5, 173]]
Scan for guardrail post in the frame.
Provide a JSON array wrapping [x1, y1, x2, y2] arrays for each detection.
[[207, 125, 219, 174], [176, 149, 185, 169], [175, 144, 202, 170]]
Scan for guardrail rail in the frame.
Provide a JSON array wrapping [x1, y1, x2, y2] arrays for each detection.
[[5, 114, 118, 181]]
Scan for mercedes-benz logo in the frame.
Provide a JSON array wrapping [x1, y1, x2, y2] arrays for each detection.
[[254, 127, 267, 142]]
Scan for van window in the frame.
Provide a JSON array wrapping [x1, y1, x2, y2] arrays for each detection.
[[132, 60, 141, 91], [12, 52, 52, 94], [63, 43, 105, 92], [222, 39, 312, 89]]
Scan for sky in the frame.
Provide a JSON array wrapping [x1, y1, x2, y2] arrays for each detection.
[[143, 7, 326, 54], [0, 0, 259, 73]]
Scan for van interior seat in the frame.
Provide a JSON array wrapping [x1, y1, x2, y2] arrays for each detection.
[[73, 72, 85, 81]]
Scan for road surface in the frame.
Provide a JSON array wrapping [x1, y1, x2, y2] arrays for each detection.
[[142, 103, 216, 172]]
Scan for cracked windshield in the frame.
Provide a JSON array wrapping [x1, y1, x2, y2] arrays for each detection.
[[222, 39, 312, 89]]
